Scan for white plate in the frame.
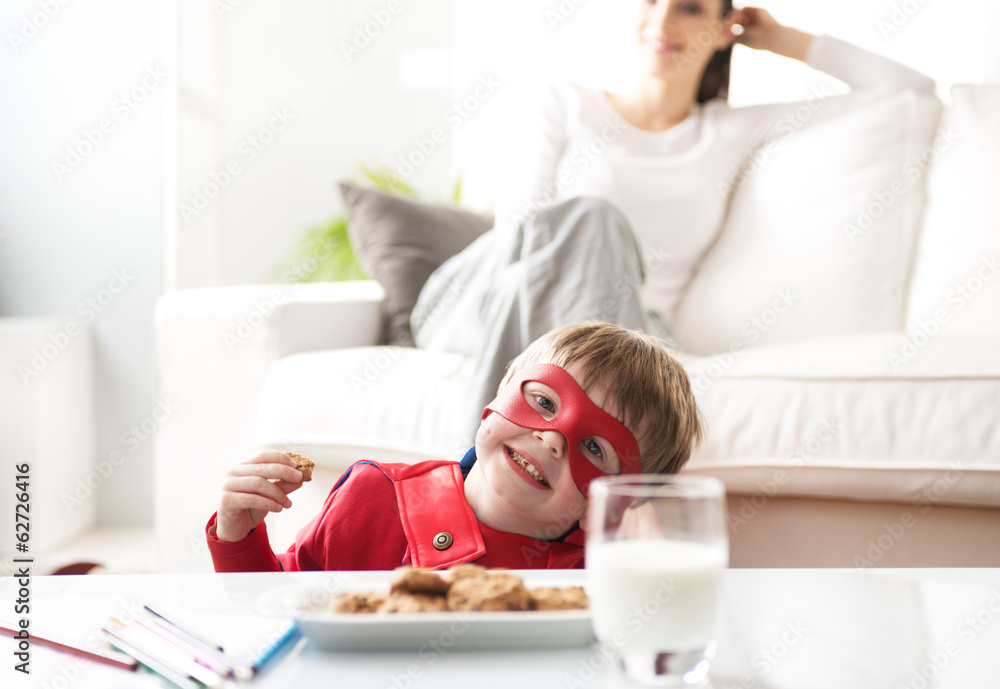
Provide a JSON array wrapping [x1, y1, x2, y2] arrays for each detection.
[[256, 573, 594, 651]]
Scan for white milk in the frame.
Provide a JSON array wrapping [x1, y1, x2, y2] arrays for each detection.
[[587, 539, 728, 652]]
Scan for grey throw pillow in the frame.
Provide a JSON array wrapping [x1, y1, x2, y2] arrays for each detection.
[[339, 181, 493, 345]]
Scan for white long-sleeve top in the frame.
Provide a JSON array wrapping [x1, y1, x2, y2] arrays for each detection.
[[493, 35, 935, 325]]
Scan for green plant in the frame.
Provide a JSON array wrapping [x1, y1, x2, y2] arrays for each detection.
[[272, 163, 465, 284], [271, 214, 367, 283]]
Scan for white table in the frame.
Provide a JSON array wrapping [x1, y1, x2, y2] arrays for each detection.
[[3, 568, 999, 688]]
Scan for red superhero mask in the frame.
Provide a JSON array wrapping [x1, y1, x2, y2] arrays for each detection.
[[481, 363, 642, 497]]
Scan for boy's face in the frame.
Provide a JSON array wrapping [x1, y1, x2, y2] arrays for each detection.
[[466, 361, 635, 540]]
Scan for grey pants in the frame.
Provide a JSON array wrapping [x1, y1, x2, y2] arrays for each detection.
[[411, 196, 669, 447]]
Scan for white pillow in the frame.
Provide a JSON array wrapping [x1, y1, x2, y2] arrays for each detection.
[[675, 90, 942, 355], [905, 84, 1000, 336]]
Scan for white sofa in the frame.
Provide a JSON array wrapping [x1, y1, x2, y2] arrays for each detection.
[[154, 85, 1000, 573]]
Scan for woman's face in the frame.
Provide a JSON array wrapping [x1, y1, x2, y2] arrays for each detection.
[[635, 0, 735, 79]]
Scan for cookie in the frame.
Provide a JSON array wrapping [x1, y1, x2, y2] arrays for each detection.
[[390, 566, 450, 596], [287, 452, 314, 482], [528, 586, 589, 610], [330, 591, 386, 614], [379, 593, 449, 613], [328, 567, 586, 614], [444, 564, 487, 583], [446, 572, 530, 611]]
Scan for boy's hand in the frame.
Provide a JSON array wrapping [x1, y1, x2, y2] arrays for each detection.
[[732, 7, 813, 62], [216, 451, 304, 543]]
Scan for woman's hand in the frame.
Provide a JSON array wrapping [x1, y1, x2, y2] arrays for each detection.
[[215, 451, 304, 543], [731, 7, 814, 62]]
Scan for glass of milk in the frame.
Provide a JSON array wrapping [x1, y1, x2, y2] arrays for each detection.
[[586, 475, 728, 687]]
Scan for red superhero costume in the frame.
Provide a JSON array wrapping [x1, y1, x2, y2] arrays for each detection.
[[206, 457, 588, 572], [206, 363, 641, 572]]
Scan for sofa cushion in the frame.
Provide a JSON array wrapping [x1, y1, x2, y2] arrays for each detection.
[[340, 182, 493, 346], [676, 333, 1000, 509], [675, 90, 942, 355], [257, 336, 1000, 509], [906, 83, 1000, 335]]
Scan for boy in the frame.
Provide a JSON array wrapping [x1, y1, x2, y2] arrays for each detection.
[[206, 322, 704, 571]]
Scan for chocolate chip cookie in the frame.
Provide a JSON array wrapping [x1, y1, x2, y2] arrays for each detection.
[[330, 591, 386, 613], [287, 452, 314, 482], [379, 593, 449, 613], [390, 566, 451, 596], [528, 586, 589, 610], [446, 572, 530, 611]]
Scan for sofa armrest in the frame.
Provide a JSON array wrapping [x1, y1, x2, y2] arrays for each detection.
[[268, 281, 386, 359], [152, 281, 384, 572]]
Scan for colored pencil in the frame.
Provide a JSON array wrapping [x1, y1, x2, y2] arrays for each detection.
[[101, 627, 201, 689], [0, 619, 137, 671], [143, 603, 226, 652], [108, 617, 224, 689]]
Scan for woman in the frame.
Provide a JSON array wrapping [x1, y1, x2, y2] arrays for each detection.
[[413, 1, 934, 445]]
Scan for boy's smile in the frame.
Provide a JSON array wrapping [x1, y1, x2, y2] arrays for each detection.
[[504, 445, 550, 488]]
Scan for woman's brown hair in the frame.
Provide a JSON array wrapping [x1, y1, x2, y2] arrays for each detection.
[[697, 0, 735, 103]]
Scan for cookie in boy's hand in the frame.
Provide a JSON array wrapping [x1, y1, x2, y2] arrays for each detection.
[[287, 452, 314, 482]]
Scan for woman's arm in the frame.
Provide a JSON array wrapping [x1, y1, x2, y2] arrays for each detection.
[[719, 7, 936, 149], [803, 34, 936, 95], [733, 7, 935, 95], [734, 7, 814, 63]]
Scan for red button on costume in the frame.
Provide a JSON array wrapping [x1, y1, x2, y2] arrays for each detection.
[[206, 460, 585, 572]]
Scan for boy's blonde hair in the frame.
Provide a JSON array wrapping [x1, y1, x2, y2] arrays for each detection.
[[499, 323, 705, 474]]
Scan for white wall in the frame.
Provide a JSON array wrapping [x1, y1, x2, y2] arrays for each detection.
[[169, 0, 459, 289], [0, 0, 163, 527]]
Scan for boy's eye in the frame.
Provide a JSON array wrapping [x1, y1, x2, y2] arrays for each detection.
[[521, 382, 561, 418], [535, 395, 555, 412], [580, 437, 620, 475]]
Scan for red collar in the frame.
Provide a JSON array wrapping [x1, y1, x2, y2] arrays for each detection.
[[381, 461, 584, 569]]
